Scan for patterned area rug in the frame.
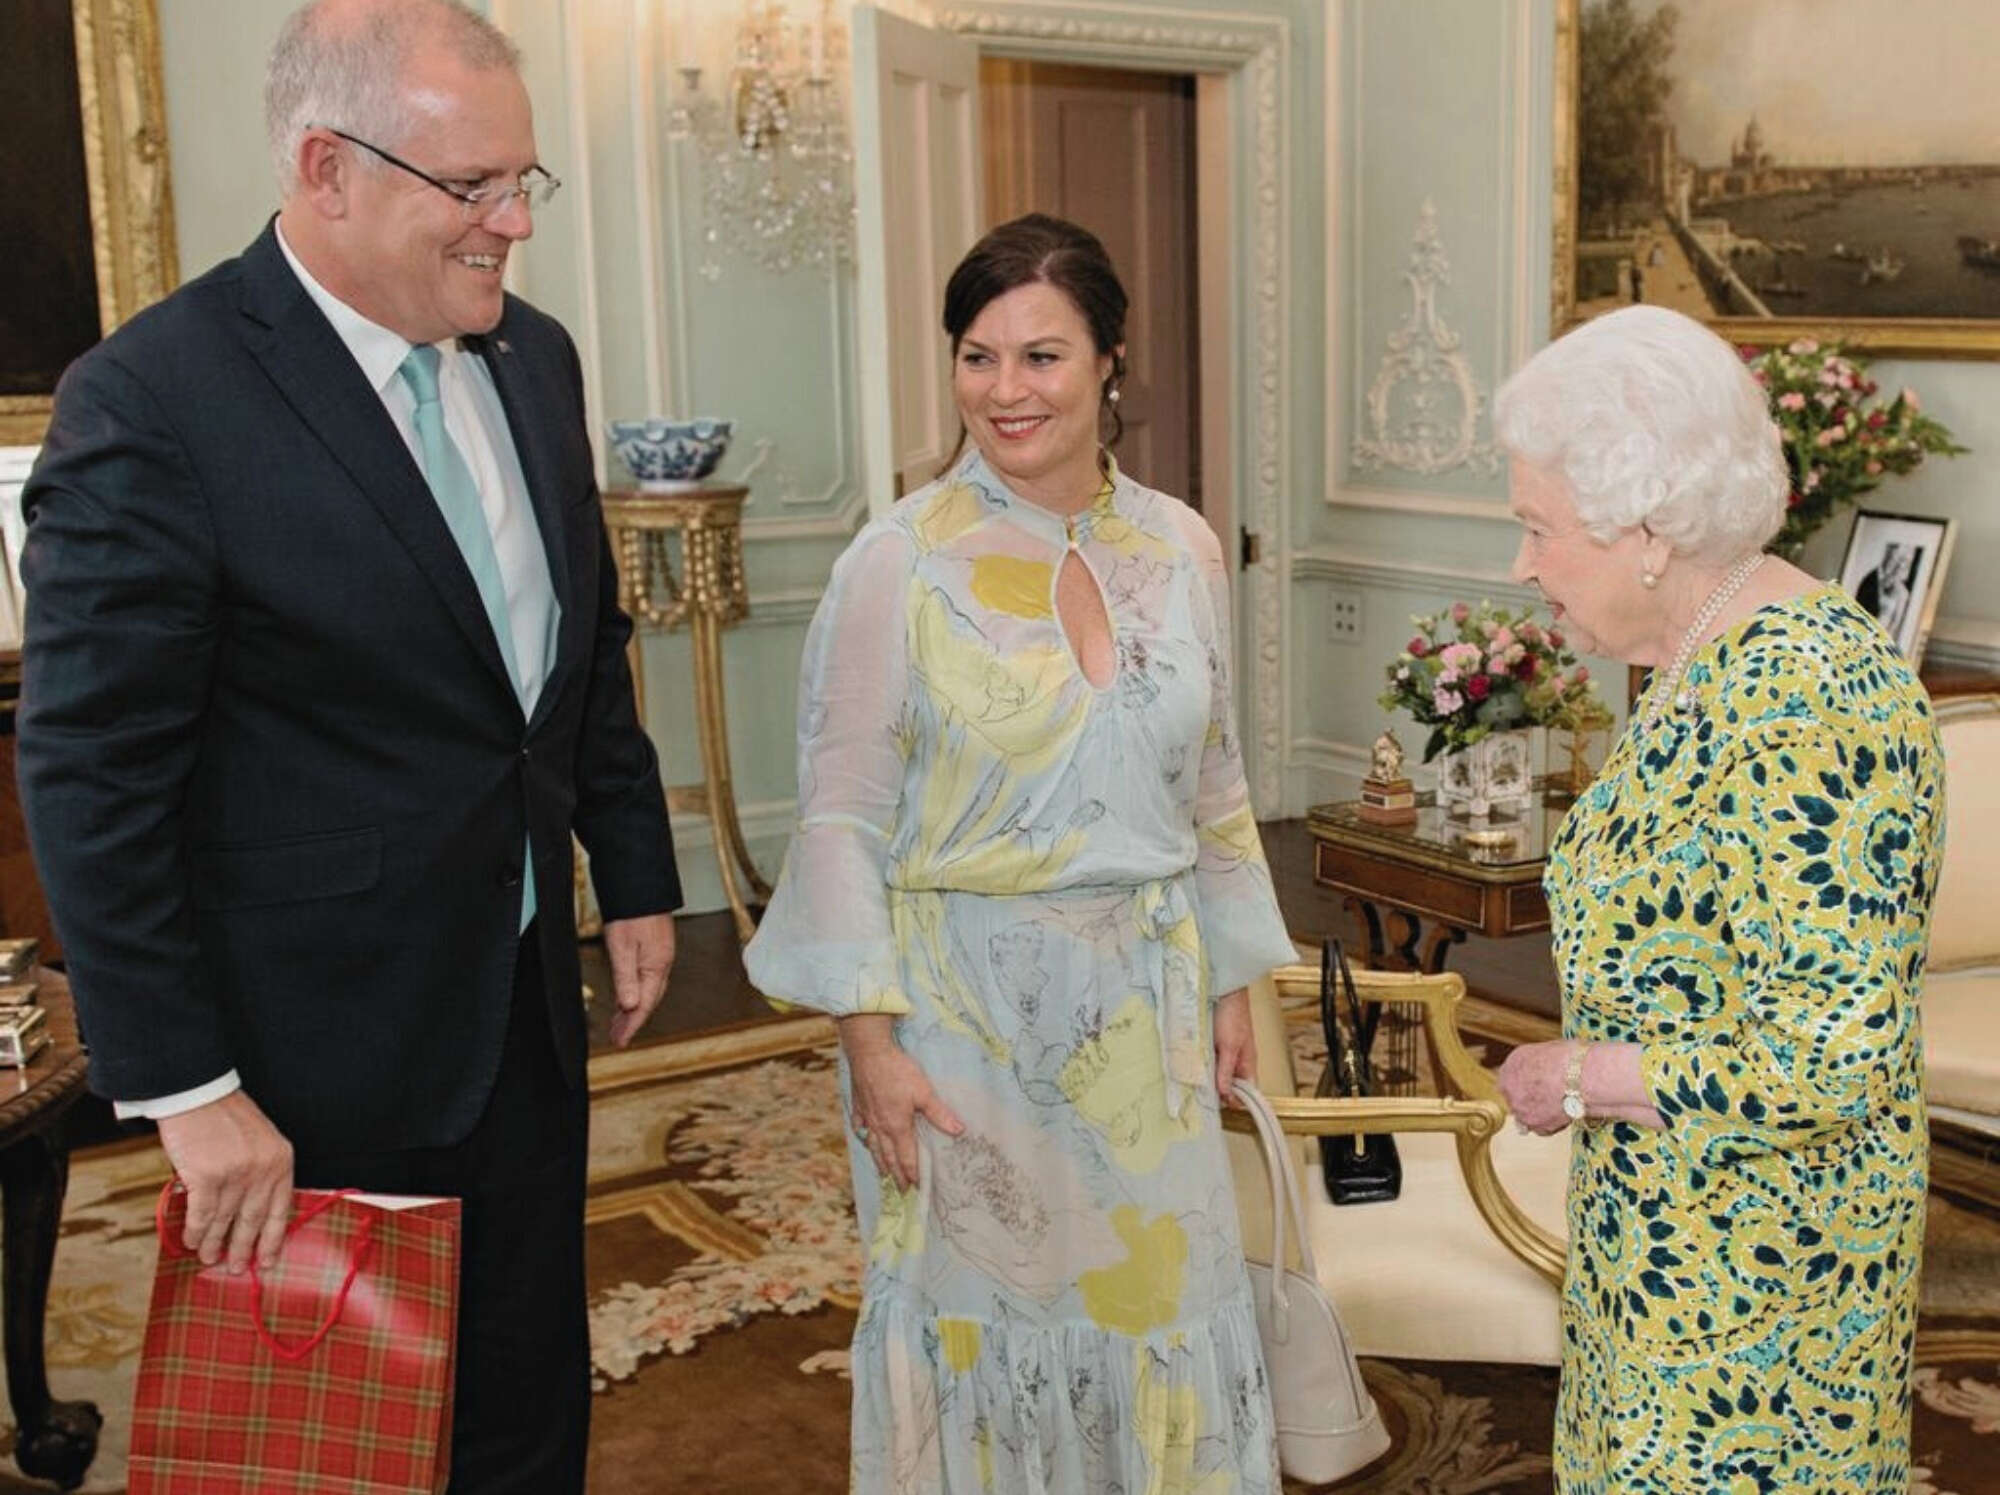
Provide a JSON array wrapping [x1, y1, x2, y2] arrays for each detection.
[[5, 1013, 1998, 1493]]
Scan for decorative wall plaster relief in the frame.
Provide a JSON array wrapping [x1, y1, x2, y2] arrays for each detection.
[[1352, 199, 1500, 479]]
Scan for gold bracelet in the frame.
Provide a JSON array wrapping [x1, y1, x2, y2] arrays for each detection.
[[1560, 1041, 1589, 1124]]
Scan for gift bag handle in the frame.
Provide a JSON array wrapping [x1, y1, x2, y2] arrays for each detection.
[[1234, 1081, 1317, 1340], [154, 1181, 378, 1363]]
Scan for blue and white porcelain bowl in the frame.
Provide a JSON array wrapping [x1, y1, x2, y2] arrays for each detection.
[[606, 418, 733, 486]]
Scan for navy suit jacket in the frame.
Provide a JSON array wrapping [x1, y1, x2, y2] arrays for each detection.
[[17, 223, 680, 1154]]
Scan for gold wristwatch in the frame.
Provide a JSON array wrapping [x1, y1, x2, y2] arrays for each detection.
[[1561, 1042, 1589, 1123]]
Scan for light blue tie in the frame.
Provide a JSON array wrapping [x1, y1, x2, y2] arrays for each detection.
[[399, 344, 536, 932]]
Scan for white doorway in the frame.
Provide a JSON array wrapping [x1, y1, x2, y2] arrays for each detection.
[[851, 5, 1288, 811]]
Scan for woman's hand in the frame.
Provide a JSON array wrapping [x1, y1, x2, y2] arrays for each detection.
[[1496, 1039, 1574, 1135], [1497, 1038, 1667, 1133], [838, 1015, 965, 1192], [1213, 987, 1257, 1108]]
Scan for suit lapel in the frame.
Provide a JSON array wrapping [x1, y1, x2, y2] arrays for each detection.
[[468, 322, 580, 734], [236, 227, 519, 706]]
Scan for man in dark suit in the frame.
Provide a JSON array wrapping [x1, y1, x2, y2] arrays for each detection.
[[16, 1, 679, 1488]]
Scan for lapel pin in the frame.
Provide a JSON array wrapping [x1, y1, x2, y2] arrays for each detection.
[[494, 339, 512, 355]]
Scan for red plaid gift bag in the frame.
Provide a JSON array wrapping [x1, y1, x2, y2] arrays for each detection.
[[129, 1185, 460, 1495]]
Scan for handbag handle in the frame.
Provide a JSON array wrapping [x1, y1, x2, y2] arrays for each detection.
[[1234, 1081, 1318, 1340], [1321, 939, 1374, 1099], [153, 1181, 377, 1363], [1331, 939, 1380, 1071]]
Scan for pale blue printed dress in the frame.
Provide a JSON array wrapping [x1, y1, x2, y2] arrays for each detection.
[[746, 448, 1295, 1493]]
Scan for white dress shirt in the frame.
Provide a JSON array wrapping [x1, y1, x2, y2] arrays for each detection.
[[117, 225, 559, 1121]]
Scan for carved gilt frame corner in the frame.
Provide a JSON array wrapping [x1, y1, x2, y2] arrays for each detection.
[[1, 0, 179, 446]]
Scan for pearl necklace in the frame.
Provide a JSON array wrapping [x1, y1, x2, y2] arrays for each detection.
[[1640, 552, 1765, 731]]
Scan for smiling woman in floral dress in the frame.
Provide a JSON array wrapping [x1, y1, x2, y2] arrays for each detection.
[[1492, 305, 1944, 1494], [746, 214, 1295, 1493]]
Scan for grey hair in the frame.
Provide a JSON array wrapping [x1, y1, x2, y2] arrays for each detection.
[[265, 0, 521, 194], [1491, 304, 1787, 565]]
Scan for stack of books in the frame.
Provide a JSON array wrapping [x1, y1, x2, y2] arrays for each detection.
[[0, 938, 47, 1067]]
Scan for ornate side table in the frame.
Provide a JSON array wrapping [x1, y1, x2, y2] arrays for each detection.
[[1306, 783, 1569, 974], [0, 973, 101, 1491], [601, 483, 770, 942]]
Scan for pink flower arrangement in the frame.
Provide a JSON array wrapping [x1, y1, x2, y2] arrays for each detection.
[[1742, 340, 1964, 552], [1380, 599, 1608, 762]]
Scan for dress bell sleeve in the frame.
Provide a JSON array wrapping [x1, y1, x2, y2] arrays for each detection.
[[1185, 523, 1295, 998], [1639, 721, 1938, 1166], [743, 524, 916, 1017]]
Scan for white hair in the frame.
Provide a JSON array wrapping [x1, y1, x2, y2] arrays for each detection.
[[264, 0, 520, 195], [1492, 304, 1788, 565]]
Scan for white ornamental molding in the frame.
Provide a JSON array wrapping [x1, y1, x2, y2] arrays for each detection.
[[1246, 38, 1284, 813], [936, 9, 1266, 67], [1351, 199, 1500, 479]]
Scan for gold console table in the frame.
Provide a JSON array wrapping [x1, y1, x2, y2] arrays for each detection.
[[601, 482, 769, 942]]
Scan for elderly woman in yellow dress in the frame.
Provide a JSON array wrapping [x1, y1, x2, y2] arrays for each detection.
[[746, 214, 1296, 1493], [1490, 304, 1944, 1494]]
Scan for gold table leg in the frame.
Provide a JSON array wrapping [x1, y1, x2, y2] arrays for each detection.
[[668, 611, 767, 941], [601, 484, 766, 945]]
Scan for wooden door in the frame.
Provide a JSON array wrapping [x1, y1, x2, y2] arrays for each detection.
[[981, 60, 1201, 508]]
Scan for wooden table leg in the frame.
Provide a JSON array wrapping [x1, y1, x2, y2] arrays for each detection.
[[1419, 921, 1467, 974], [1, 1129, 100, 1491], [1341, 896, 1388, 966], [1385, 909, 1427, 969]]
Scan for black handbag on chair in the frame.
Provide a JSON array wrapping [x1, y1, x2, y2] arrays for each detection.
[[1316, 939, 1403, 1205]]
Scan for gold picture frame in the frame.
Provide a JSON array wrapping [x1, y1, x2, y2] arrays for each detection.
[[1552, 0, 2000, 360], [1, 0, 179, 446]]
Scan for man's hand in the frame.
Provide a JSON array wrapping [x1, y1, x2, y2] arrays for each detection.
[[603, 912, 676, 1047], [1212, 987, 1257, 1108], [155, 1091, 294, 1270]]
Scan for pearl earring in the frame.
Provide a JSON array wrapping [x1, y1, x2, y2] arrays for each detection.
[[1107, 388, 1121, 404], [1641, 570, 1659, 589]]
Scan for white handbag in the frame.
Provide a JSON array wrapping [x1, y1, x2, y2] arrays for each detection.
[[1235, 1081, 1392, 1484]]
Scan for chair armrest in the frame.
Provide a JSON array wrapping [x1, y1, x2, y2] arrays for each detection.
[[1227, 1093, 1503, 1137], [1248, 962, 1566, 1287]]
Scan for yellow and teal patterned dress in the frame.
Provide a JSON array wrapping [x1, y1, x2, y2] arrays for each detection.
[[746, 448, 1294, 1493], [1544, 584, 1943, 1494]]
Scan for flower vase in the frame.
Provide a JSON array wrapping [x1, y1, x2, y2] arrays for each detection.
[[1436, 729, 1532, 819]]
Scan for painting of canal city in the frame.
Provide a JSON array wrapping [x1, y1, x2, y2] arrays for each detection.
[[1558, 0, 2000, 355]]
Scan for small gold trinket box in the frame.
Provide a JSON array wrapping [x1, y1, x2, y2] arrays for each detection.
[[0, 1005, 50, 1067], [0, 937, 38, 983]]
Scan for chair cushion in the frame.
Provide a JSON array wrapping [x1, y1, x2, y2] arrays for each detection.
[[1300, 1126, 1568, 1366], [1926, 967, 2000, 1120], [1231, 970, 1568, 1364], [1931, 710, 2000, 971]]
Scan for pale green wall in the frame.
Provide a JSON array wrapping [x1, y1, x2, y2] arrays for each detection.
[[154, 0, 853, 915], [160, 0, 1335, 912], [1303, 0, 2000, 816], [150, 0, 1998, 910], [159, 1, 292, 272]]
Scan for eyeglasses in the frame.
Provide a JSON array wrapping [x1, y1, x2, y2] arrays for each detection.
[[319, 126, 561, 221]]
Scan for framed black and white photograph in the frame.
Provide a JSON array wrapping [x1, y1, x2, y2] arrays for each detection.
[[1836, 510, 1956, 666]]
